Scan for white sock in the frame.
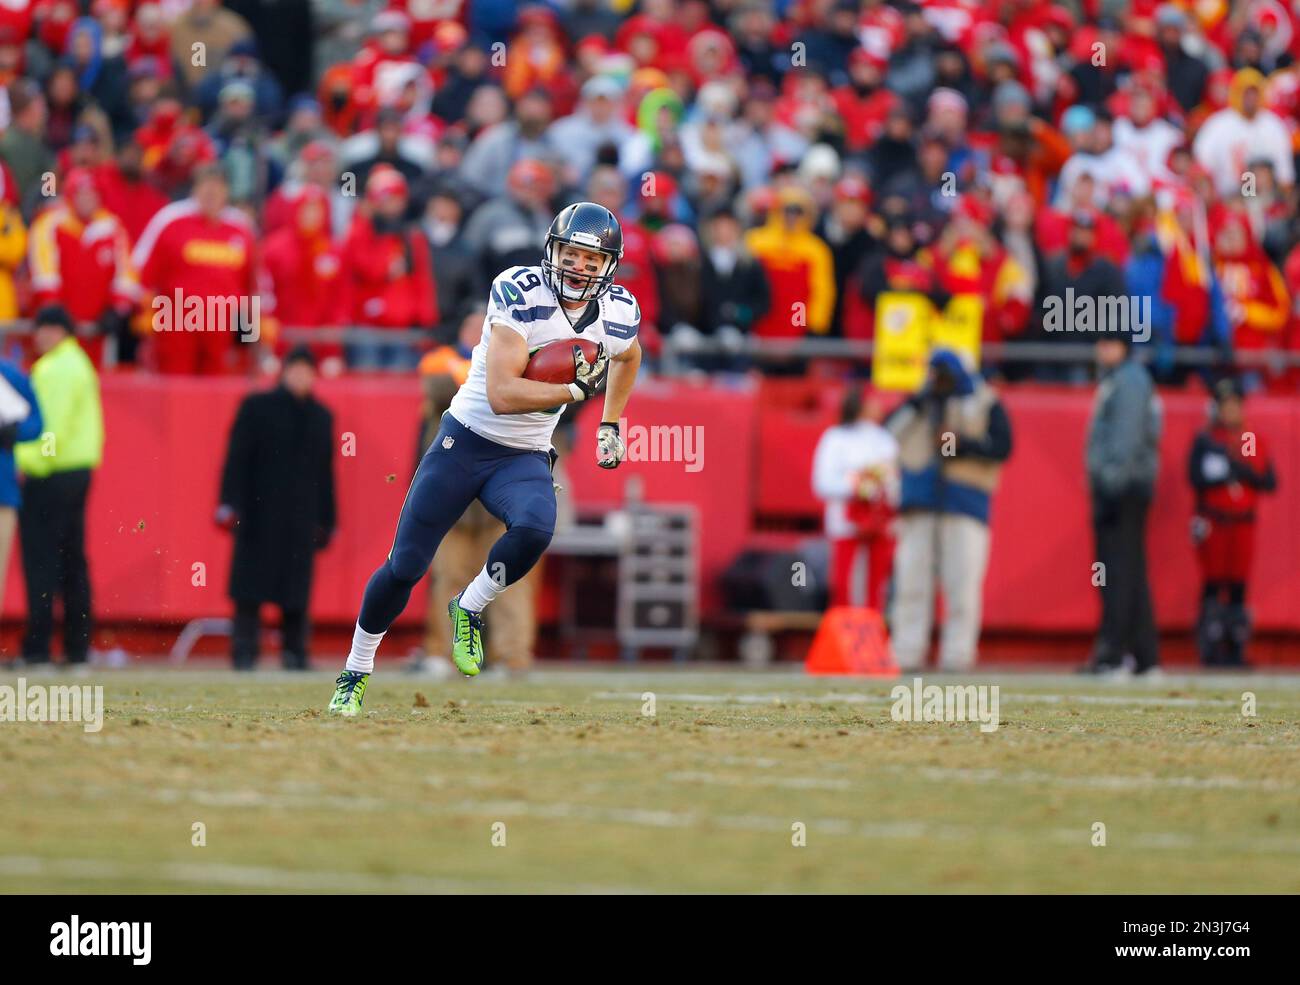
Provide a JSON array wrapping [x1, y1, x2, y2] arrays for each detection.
[[345, 623, 385, 674], [458, 564, 506, 613]]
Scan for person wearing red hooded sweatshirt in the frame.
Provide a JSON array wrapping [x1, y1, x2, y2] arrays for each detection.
[[132, 163, 258, 375], [97, 138, 169, 246], [502, 5, 578, 114], [1211, 208, 1290, 382], [933, 194, 1031, 347], [125, 2, 175, 81], [135, 97, 218, 199], [615, 7, 689, 70], [27, 167, 135, 367], [263, 185, 345, 366], [832, 48, 898, 152], [339, 165, 436, 370], [1188, 378, 1278, 666]]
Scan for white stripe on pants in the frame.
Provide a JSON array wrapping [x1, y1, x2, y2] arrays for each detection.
[[888, 512, 990, 671]]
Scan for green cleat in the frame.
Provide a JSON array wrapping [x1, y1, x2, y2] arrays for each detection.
[[328, 671, 369, 716], [448, 594, 485, 677]]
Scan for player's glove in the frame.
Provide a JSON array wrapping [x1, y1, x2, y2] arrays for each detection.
[[566, 342, 608, 402], [596, 421, 626, 470]]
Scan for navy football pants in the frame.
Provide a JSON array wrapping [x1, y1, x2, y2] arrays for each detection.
[[357, 414, 556, 633]]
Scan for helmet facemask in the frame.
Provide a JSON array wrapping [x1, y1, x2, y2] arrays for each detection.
[[543, 236, 620, 303]]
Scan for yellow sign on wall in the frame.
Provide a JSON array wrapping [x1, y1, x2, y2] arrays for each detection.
[[871, 292, 983, 392], [933, 294, 983, 369]]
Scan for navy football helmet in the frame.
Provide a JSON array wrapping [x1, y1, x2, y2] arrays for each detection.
[[542, 202, 624, 303]]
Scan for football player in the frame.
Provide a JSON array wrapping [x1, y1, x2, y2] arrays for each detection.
[[329, 202, 641, 715]]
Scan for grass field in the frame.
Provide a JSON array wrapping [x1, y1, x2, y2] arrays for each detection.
[[2, 666, 1298, 894]]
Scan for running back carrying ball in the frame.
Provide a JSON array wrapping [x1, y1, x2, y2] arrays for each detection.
[[523, 338, 603, 385], [329, 201, 642, 713]]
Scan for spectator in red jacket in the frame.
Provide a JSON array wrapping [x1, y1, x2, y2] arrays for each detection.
[[339, 164, 436, 370], [933, 194, 1032, 345], [27, 166, 135, 366], [831, 48, 897, 152], [1212, 208, 1290, 383], [125, 2, 174, 80], [1036, 174, 1130, 267], [132, 164, 258, 375], [263, 185, 345, 368], [264, 140, 353, 242], [97, 137, 168, 246], [135, 97, 218, 199]]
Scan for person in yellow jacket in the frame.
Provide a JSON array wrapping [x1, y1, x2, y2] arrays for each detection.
[[14, 306, 104, 666], [744, 185, 836, 338], [0, 199, 27, 319]]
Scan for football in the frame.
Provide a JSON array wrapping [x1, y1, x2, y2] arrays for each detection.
[[522, 338, 601, 384]]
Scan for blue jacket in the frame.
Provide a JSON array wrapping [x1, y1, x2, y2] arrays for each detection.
[[0, 359, 44, 508]]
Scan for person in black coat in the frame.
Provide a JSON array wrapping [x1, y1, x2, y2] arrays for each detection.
[[223, 0, 314, 103], [818, 177, 876, 336], [698, 206, 770, 371], [418, 182, 482, 345], [1157, 6, 1210, 113], [217, 347, 336, 670], [1034, 210, 1128, 383]]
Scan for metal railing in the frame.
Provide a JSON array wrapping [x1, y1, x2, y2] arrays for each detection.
[[656, 335, 1300, 376], [6, 319, 1299, 378]]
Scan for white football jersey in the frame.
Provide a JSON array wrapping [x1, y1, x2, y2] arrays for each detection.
[[448, 265, 641, 451]]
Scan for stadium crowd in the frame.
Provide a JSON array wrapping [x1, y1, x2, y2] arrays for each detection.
[[0, 0, 1298, 387]]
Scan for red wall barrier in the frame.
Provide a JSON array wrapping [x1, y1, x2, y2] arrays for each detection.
[[2, 374, 1297, 633], [749, 381, 1300, 632]]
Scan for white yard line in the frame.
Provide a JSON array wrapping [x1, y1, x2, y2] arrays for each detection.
[[889, 765, 1297, 792], [591, 690, 890, 705], [664, 770, 853, 790], [589, 690, 1254, 708], [660, 765, 1297, 793], [70, 784, 1300, 858]]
